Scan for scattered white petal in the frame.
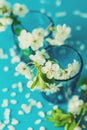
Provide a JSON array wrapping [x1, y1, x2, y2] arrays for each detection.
[[4, 108, 11, 119], [18, 87, 23, 93], [36, 102, 43, 109], [47, 110, 52, 115], [11, 56, 20, 64], [40, 8, 46, 13], [12, 84, 17, 89], [4, 119, 10, 124], [0, 121, 5, 130], [14, 72, 19, 77], [2, 99, 9, 107], [40, 0, 45, 4], [10, 48, 16, 57], [4, 66, 9, 72], [18, 82, 23, 87], [80, 44, 85, 51], [10, 92, 16, 97], [56, 12, 67, 17], [10, 100, 17, 105], [38, 111, 45, 118], [8, 125, 16, 130], [53, 105, 58, 110], [39, 126, 46, 130], [34, 119, 42, 125], [21, 104, 31, 113], [11, 118, 19, 125], [56, 0, 61, 6], [27, 127, 33, 130], [76, 26, 81, 31], [2, 88, 8, 92], [28, 99, 37, 105], [18, 110, 24, 115], [25, 93, 30, 99]]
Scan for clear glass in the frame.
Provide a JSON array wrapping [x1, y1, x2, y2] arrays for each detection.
[[11, 10, 54, 63], [42, 45, 83, 104]]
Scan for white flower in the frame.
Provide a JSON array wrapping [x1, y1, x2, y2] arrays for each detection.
[[0, 17, 12, 32], [74, 126, 82, 130], [30, 34, 44, 51], [30, 49, 49, 65], [18, 29, 45, 50], [46, 38, 63, 46], [0, 21, 6, 32], [55, 24, 71, 41], [47, 83, 62, 93], [0, 0, 11, 16], [47, 24, 71, 46], [67, 60, 80, 78], [15, 62, 32, 79], [32, 28, 48, 38], [41, 61, 60, 79], [13, 3, 29, 17], [18, 30, 32, 49], [68, 95, 84, 115]]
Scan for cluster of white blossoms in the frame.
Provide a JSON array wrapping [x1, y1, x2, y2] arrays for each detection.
[[13, 3, 29, 17], [0, 17, 12, 31], [46, 83, 63, 94], [0, 0, 29, 32], [41, 60, 80, 80], [41, 61, 60, 79], [30, 49, 49, 65], [0, 0, 11, 16], [68, 95, 84, 115], [15, 62, 33, 79], [18, 28, 47, 50], [46, 24, 71, 46]]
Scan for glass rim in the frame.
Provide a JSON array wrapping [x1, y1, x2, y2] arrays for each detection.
[[11, 10, 54, 38], [47, 44, 83, 82]]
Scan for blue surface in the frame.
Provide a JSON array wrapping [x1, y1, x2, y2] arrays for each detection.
[[0, 0, 87, 130]]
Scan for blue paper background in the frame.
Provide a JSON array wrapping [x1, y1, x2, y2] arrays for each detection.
[[0, 0, 87, 130]]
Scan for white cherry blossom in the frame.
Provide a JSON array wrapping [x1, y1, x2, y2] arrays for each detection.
[[32, 28, 48, 38], [30, 49, 49, 65], [0, 0, 11, 16], [55, 24, 71, 41], [13, 3, 29, 17], [46, 38, 63, 46], [47, 83, 62, 93], [0, 17, 12, 32], [68, 95, 84, 115], [67, 59, 80, 78], [30, 34, 44, 50], [47, 24, 71, 46], [41, 61, 60, 79], [18, 30, 32, 49], [15, 62, 32, 79]]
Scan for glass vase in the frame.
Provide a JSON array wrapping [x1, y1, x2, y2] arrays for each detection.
[[42, 45, 83, 104], [11, 10, 54, 63]]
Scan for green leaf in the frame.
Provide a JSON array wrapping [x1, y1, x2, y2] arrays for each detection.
[[53, 108, 63, 114], [22, 49, 32, 58], [30, 74, 39, 89], [40, 71, 55, 84], [38, 73, 50, 90], [15, 27, 22, 35], [79, 77, 87, 86], [65, 120, 76, 130]]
